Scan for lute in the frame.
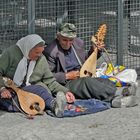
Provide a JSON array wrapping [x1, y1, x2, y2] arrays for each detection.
[[80, 24, 107, 77], [3, 77, 45, 116]]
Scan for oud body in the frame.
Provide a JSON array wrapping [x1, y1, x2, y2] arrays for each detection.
[[80, 24, 107, 77], [80, 47, 98, 77], [3, 77, 45, 116]]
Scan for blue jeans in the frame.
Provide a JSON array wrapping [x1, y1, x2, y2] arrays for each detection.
[[0, 85, 55, 112]]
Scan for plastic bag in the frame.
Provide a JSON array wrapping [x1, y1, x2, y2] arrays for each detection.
[[105, 64, 126, 76], [100, 75, 128, 87], [97, 63, 137, 87], [96, 63, 125, 77], [96, 62, 108, 77], [115, 69, 137, 83]]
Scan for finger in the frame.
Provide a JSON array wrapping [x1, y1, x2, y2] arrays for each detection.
[[76, 73, 80, 77], [69, 95, 75, 103], [66, 95, 70, 102], [68, 98, 72, 103], [76, 71, 80, 75], [6, 91, 12, 98], [7, 93, 12, 98], [1, 92, 7, 98], [1, 91, 11, 99], [68, 97, 74, 103], [72, 95, 76, 101]]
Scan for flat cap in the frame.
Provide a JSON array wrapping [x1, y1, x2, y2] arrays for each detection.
[[58, 23, 77, 38]]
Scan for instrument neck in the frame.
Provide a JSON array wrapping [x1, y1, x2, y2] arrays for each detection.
[[8, 84, 20, 93]]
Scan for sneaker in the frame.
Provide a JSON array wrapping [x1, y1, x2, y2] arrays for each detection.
[[122, 82, 138, 96], [121, 95, 138, 107], [111, 95, 138, 108], [111, 96, 122, 108], [128, 82, 138, 96], [55, 91, 66, 117]]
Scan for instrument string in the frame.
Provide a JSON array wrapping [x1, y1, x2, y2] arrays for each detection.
[[102, 48, 115, 75], [95, 24, 115, 75], [11, 85, 43, 115], [12, 86, 35, 107], [11, 96, 34, 119], [15, 89, 42, 113], [4, 78, 44, 116]]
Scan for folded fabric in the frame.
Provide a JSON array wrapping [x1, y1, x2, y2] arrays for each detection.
[[47, 99, 110, 117]]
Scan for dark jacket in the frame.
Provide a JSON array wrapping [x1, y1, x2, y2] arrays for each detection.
[[43, 38, 101, 85]]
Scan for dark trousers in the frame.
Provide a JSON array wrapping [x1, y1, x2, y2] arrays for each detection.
[[66, 77, 117, 102], [0, 85, 55, 112]]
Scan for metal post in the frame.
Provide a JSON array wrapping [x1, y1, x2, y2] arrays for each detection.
[[28, 0, 35, 34], [117, 0, 124, 65]]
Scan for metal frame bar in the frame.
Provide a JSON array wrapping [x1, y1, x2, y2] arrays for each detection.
[[28, 0, 35, 34], [117, 0, 124, 65]]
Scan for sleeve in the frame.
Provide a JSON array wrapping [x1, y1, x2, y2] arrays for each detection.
[[43, 44, 67, 85], [31, 56, 69, 95], [0, 50, 11, 88], [88, 46, 102, 59]]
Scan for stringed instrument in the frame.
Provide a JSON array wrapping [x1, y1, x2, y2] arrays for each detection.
[[80, 24, 107, 77], [3, 77, 45, 116]]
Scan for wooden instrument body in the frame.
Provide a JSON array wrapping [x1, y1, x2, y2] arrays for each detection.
[[80, 47, 98, 77], [4, 78, 45, 116], [80, 24, 107, 77]]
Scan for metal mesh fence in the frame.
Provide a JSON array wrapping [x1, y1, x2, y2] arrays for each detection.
[[0, 0, 140, 69], [0, 0, 28, 52], [123, 0, 140, 68]]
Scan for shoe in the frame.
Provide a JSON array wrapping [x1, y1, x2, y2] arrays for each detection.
[[128, 82, 138, 96], [111, 96, 122, 108], [121, 95, 138, 107], [122, 82, 138, 96], [111, 95, 138, 108], [55, 91, 66, 117]]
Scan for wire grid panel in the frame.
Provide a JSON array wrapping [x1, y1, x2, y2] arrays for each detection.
[[0, 0, 28, 52], [0, 0, 140, 69], [34, 0, 118, 67], [35, 0, 69, 43], [123, 0, 140, 69], [70, 0, 118, 65]]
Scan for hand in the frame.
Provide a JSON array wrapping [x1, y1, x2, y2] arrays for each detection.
[[65, 70, 80, 80], [0, 88, 12, 99], [91, 36, 105, 51], [65, 92, 75, 103], [96, 42, 105, 51]]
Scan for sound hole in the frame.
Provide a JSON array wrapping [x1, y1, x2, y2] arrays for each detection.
[[30, 102, 40, 111], [84, 70, 92, 77]]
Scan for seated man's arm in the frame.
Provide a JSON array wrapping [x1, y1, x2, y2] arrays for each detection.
[[43, 48, 67, 85], [88, 45, 102, 59]]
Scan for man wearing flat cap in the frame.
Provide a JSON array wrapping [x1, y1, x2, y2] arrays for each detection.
[[43, 23, 137, 107]]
